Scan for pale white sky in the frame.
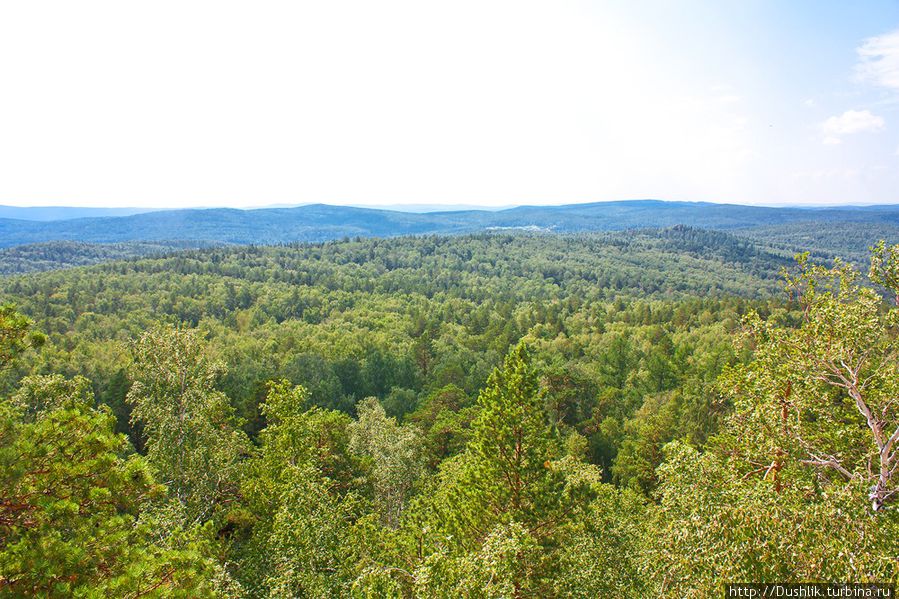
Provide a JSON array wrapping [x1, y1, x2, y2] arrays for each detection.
[[1, 1, 898, 208]]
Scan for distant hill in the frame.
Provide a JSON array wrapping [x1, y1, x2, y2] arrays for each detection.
[[0, 204, 468, 247], [0, 205, 157, 221], [2, 201, 899, 274], [3, 200, 899, 249]]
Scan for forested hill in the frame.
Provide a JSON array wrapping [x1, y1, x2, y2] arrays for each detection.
[[0, 240, 224, 275], [0, 205, 156, 221], [3, 199, 899, 248], [1, 228, 789, 313]]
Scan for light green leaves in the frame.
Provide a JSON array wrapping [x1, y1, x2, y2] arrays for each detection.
[[349, 398, 424, 528], [127, 325, 248, 523]]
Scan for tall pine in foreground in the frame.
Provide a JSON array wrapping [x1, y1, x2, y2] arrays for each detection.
[[401, 342, 613, 597], [0, 311, 219, 597]]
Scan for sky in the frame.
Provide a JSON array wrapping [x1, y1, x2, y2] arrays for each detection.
[[1, 1, 898, 209]]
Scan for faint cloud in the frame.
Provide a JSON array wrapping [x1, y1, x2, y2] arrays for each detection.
[[792, 167, 861, 181], [856, 29, 899, 91], [716, 94, 741, 104], [819, 109, 885, 144], [708, 84, 741, 104]]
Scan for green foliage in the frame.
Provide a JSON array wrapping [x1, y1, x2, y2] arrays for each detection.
[[744, 221, 899, 266], [413, 521, 542, 598], [0, 374, 217, 597], [235, 380, 364, 598], [349, 398, 425, 528], [725, 253, 899, 511], [645, 246, 899, 594], [552, 485, 649, 598], [127, 325, 249, 522], [466, 343, 557, 526], [869, 239, 899, 303], [0, 304, 44, 372], [258, 464, 359, 598], [406, 385, 475, 468], [423, 343, 563, 549], [393, 343, 619, 597], [647, 442, 899, 596]]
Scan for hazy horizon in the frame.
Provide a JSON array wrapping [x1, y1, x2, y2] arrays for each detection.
[[5, 197, 899, 214]]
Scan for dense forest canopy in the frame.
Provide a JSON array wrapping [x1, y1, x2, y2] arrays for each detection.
[[2, 228, 899, 596]]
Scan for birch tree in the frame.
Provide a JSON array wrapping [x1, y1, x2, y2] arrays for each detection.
[[127, 325, 248, 522], [725, 249, 899, 512]]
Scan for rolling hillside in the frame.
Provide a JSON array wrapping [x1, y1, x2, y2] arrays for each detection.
[[3, 200, 899, 248], [2, 200, 898, 274]]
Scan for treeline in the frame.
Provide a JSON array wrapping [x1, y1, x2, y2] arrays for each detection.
[[2, 232, 898, 595], [1, 227, 787, 293], [743, 220, 899, 265], [0, 240, 224, 275]]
